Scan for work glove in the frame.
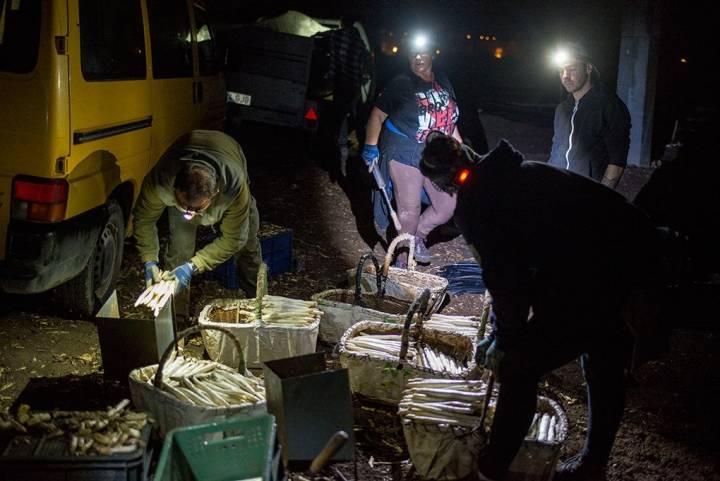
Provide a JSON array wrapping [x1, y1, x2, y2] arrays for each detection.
[[361, 144, 379, 172], [162, 262, 196, 293], [476, 339, 505, 380], [144, 261, 162, 288]]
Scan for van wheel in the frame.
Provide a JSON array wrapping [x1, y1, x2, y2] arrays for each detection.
[[56, 201, 124, 317]]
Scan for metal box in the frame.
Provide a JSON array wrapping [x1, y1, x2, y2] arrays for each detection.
[[94, 290, 176, 381], [263, 352, 354, 470]]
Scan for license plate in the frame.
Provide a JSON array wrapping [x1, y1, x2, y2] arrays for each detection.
[[227, 91, 252, 106]]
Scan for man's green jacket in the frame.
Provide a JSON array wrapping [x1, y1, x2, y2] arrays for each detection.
[[132, 130, 253, 273]]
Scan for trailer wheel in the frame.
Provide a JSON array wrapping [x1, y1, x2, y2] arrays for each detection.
[[56, 200, 124, 316]]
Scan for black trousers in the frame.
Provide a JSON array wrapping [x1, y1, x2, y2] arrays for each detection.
[[479, 299, 628, 479]]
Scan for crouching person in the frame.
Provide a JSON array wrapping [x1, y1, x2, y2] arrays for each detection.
[[133, 130, 261, 326]]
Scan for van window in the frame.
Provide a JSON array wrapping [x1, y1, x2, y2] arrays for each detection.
[[79, 0, 145, 80], [193, 3, 218, 75], [0, 0, 41, 74], [147, 0, 193, 78]]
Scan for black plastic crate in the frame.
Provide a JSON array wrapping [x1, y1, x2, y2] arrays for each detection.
[[0, 425, 152, 481]]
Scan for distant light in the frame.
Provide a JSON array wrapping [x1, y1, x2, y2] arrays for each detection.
[[391, 46, 398, 54], [388, 31, 394, 37], [466, 33, 472, 40], [680, 57, 688, 63], [479, 35, 485, 40], [435, 48, 441, 55], [492, 36, 497, 41], [494, 47, 504, 59]]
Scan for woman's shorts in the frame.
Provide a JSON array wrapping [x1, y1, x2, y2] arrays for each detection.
[[380, 130, 425, 169]]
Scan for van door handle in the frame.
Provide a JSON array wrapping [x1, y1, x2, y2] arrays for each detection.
[[192, 81, 197, 103]]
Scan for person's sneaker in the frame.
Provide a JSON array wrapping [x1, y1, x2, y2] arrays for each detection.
[[555, 454, 607, 481], [414, 236, 432, 263]]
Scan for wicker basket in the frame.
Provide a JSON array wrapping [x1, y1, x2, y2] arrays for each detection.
[[128, 325, 266, 437], [349, 234, 449, 313], [402, 382, 568, 481], [338, 290, 478, 405], [198, 297, 320, 369], [313, 253, 416, 343]]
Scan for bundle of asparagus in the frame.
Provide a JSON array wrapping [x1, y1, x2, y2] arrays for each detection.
[[424, 314, 480, 337], [134, 279, 178, 316], [345, 333, 417, 360], [527, 412, 560, 443], [259, 295, 323, 326], [414, 344, 466, 375], [135, 357, 265, 407], [344, 333, 467, 374], [399, 378, 491, 428], [0, 400, 149, 456]]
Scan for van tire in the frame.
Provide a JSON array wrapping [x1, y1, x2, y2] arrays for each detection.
[[56, 200, 124, 317]]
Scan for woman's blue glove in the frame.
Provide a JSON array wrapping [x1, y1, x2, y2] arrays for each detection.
[[163, 262, 196, 293], [361, 144, 379, 172], [144, 261, 162, 288]]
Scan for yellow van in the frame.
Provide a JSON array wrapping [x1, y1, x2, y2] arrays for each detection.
[[0, 0, 225, 315]]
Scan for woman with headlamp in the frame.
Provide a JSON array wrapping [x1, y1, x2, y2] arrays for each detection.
[[362, 33, 462, 266]]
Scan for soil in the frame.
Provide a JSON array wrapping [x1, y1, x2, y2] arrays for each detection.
[[1, 112, 718, 480]]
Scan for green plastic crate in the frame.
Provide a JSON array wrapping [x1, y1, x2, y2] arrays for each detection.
[[155, 414, 281, 481]]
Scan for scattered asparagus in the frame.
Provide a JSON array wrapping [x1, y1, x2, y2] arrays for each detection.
[[134, 279, 178, 316], [135, 357, 265, 407], [0, 400, 149, 456]]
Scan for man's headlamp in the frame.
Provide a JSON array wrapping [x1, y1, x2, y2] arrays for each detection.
[[551, 43, 591, 67]]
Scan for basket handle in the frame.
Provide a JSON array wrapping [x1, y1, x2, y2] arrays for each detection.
[[478, 372, 495, 431], [399, 288, 431, 362], [153, 325, 246, 390], [477, 289, 493, 342], [354, 252, 382, 306], [255, 262, 268, 320], [382, 233, 416, 277]]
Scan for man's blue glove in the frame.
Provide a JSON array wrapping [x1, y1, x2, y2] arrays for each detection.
[[144, 261, 162, 288], [475, 338, 493, 364], [361, 144, 379, 172], [163, 262, 196, 293], [476, 339, 505, 380]]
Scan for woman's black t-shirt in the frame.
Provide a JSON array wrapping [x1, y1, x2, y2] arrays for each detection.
[[375, 71, 460, 144]]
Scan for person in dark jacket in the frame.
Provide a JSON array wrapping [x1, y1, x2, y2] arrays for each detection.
[[421, 133, 661, 481], [548, 43, 631, 189]]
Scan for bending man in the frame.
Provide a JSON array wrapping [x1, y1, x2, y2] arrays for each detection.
[[421, 133, 660, 481], [133, 130, 261, 325]]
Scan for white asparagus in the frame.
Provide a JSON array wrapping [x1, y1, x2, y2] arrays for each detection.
[[538, 413, 550, 442]]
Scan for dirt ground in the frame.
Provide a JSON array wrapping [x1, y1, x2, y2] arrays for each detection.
[[1, 112, 719, 480]]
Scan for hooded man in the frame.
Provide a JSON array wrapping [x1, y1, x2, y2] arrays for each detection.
[[421, 133, 661, 481]]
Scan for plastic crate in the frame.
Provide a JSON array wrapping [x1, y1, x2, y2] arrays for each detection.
[[154, 414, 283, 481], [202, 225, 293, 288], [260, 228, 293, 278], [0, 425, 152, 481]]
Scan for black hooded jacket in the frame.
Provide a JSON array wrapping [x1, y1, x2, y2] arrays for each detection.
[[455, 141, 658, 350]]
